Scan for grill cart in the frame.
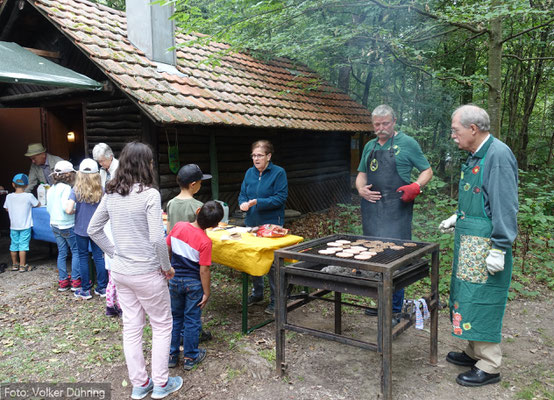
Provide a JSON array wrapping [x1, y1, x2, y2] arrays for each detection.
[[274, 234, 440, 400]]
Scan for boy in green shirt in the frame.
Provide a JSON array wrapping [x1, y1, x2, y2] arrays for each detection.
[[167, 164, 212, 343], [167, 164, 212, 232]]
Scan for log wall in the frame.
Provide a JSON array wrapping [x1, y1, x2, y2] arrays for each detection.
[[157, 126, 351, 213], [84, 95, 144, 157]]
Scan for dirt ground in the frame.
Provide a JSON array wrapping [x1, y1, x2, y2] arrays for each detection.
[[0, 240, 552, 400]]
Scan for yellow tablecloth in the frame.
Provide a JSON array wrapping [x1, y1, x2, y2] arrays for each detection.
[[207, 229, 303, 276]]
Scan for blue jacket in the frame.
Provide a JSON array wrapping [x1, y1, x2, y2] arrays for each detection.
[[238, 162, 288, 227]]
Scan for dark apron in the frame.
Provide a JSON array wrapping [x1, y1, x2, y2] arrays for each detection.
[[449, 136, 512, 343], [361, 135, 413, 240]]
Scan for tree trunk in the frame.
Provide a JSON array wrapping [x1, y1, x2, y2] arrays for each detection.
[[361, 66, 374, 107], [461, 42, 476, 104], [515, 29, 548, 169], [487, 1, 503, 136], [337, 65, 350, 94]]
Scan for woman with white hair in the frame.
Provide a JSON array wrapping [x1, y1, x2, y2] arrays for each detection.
[[92, 143, 119, 188], [92, 143, 121, 317]]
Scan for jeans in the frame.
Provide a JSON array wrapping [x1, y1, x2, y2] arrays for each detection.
[[112, 271, 172, 387], [252, 266, 275, 305], [75, 234, 108, 292], [169, 277, 203, 359], [392, 288, 405, 313], [51, 225, 80, 281]]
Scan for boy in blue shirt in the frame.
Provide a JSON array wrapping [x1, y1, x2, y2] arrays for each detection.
[[166, 201, 223, 370], [3, 173, 40, 271]]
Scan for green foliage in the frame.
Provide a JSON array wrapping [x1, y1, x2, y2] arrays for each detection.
[[90, 0, 124, 10], [167, 0, 553, 172], [510, 169, 554, 294]]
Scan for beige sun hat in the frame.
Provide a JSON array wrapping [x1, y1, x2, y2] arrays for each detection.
[[24, 143, 47, 157]]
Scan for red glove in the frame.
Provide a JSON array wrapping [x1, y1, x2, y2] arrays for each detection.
[[396, 182, 421, 202]]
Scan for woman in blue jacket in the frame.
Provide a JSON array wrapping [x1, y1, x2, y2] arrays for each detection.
[[239, 140, 288, 315]]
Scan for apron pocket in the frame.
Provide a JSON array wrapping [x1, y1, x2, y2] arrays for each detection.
[[457, 235, 491, 284]]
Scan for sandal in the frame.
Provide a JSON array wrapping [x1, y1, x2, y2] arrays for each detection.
[[19, 265, 27, 272], [11, 265, 19, 271]]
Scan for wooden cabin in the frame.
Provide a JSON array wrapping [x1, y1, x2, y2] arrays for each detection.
[[0, 0, 372, 231]]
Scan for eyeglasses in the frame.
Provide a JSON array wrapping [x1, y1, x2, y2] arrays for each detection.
[[251, 153, 267, 159], [373, 121, 393, 129]]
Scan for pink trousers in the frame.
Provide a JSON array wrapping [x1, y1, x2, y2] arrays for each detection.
[[105, 271, 120, 309], [112, 271, 172, 387]]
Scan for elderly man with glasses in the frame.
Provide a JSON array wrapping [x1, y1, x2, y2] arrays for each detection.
[[440, 104, 518, 387]]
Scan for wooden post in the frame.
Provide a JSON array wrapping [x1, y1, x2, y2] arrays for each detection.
[[210, 133, 219, 200]]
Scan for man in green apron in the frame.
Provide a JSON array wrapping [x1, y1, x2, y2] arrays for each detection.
[[356, 105, 433, 324], [440, 105, 518, 387]]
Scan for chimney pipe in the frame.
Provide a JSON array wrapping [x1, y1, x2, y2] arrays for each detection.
[[126, 0, 176, 66]]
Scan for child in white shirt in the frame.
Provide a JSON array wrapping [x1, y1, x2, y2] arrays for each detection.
[[3, 173, 40, 271]]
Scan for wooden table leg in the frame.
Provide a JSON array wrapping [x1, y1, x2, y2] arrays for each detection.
[[241, 272, 249, 334]]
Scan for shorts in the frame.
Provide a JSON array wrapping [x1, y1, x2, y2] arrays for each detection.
[[10, 228, 32, 252]]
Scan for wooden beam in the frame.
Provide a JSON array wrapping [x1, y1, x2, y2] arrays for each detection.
[[23, 47, 61, 59], [0, 88, 88, 103]]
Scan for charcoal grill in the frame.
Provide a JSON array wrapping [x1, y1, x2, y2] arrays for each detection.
[[274, 234, 439, 400]]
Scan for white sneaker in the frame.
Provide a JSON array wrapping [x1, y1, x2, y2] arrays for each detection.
[[131, 378, 153, 400], [151, 376, 183, 399]]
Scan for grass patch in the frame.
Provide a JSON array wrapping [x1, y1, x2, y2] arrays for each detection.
[[0, 289, 124, 382], [515, 379, 553, 400], [259, 349, 276, 363]]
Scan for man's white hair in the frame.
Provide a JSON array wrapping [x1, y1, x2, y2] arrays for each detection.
[[372, 104, 396, 120], [452, 105, 490, 132]]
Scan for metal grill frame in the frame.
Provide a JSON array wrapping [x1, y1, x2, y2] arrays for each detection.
[[274, 234, 440, 400]]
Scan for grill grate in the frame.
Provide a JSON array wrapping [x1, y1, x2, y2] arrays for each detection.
[[295, 235, 427, 265]]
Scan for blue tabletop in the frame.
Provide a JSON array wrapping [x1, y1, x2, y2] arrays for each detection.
[[32, 207, 56, 243]]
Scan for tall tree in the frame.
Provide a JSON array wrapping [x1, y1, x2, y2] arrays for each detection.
[[169, 0, 554, 169]]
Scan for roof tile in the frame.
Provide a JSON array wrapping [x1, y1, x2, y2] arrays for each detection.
[[32, 0, 371, 131]]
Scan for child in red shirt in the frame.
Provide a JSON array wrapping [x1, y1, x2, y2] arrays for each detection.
[[166, 201, 223, 370]]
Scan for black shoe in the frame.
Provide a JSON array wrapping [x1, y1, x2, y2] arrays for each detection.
[[456, 367, 500, 387], [446, 351, 478, 367], [364, 308, 378, 316], [391, 314, 402, 328], [247, 295, 264, 306], [264, 303, 275, 316], [199, 329, 212, 343], [168, 353, 179, 368]]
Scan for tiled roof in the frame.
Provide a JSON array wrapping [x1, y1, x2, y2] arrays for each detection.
[[31, 0, 372, 131]]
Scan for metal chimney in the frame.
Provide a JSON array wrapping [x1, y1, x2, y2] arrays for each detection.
[[126, 0, 176, 65]]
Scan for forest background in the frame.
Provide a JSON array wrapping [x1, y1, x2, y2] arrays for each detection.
[[96, 0, 553, 295], [0, 2, 552, 399]]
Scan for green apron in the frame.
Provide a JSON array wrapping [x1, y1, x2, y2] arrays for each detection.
[[449, 136, 512, 343]]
